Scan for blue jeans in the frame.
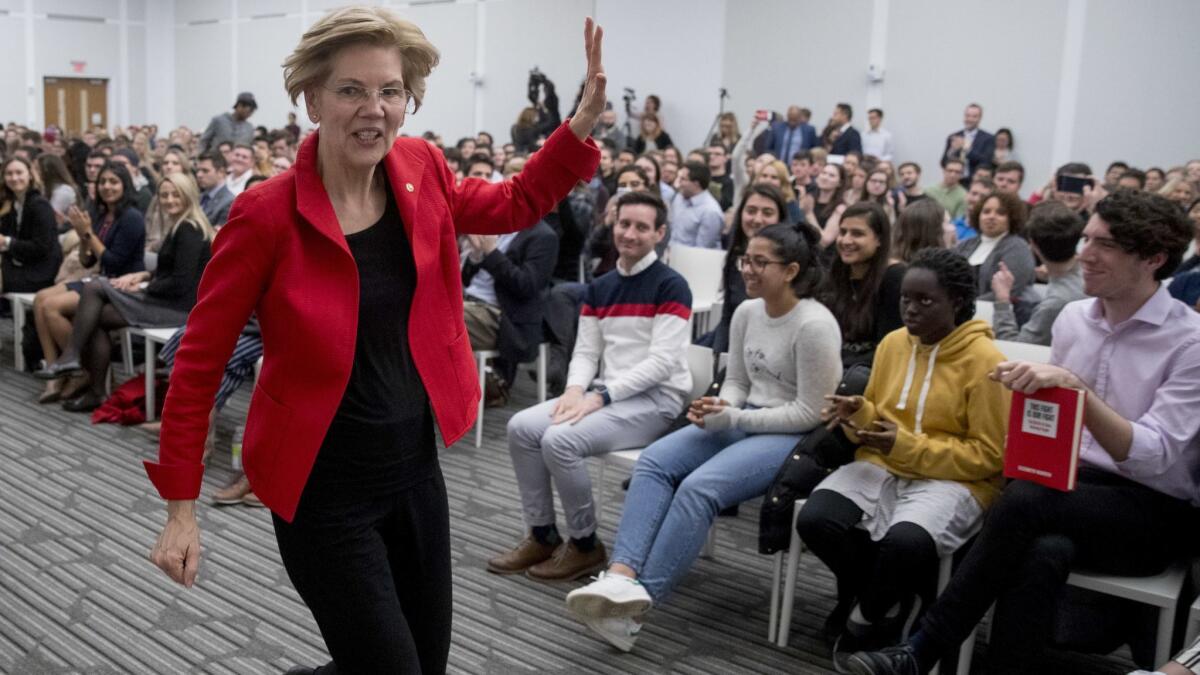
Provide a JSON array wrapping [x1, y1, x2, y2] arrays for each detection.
[[610, 423, 804, 603]]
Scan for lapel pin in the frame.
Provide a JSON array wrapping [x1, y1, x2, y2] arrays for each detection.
[[405, 182, 414, 192]]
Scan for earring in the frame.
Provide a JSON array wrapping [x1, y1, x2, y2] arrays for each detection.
[[310, 114, 320, 123]]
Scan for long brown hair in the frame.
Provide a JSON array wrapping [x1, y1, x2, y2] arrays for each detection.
[[822, 201, 893, 341]]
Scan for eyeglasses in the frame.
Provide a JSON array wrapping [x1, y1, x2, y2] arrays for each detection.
[[736, 255, 789, 273], [323, 85, 416, 114]]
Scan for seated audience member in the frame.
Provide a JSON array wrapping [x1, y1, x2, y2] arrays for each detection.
[[464, 153, 495, 182], [706, 142, 734, 210], [804, 163, 847, 237], [631, 113, 673, 155], [635, 154, 674, 204], [1118, 168, 1147, 191], [34, 154, 79, 226], [791, 151, 814, 195], [1102, 161, 1130, 191], [825, 202, 906, 369], [925, 158, 968, 220], [511, 106, 540, 154], [848, 189, 1200, 675], [109, 148, 153, 213], [81, 150, 107, 209], [955, 190, 1036, 302], [803, 248, 1008, 663], [706, 184, 787, 352], [596, 143, 617, 196], [35, 173, 211, 411], [708, 111, 740, 155], [670, 161, 723, 249], [565, 223, 840, 652], [460, 209, 558, 405], [488, 192, 693, 581], [1144, 167, 1167, 194], [1035, 162, 1093, 216], [951, 176, 992, 243], [892, 199, 946, 264], [864, 169, 897, 223], [841, 165, 869, 207], [441, 146, 463, 181], [1167, 268, 1200, 309], [991, 128, 1016, 165], [1161, 177, 1197, 207], [225, 144, 256, 195], [990, 201, 1085, 344], [1173, 197, 1200, 276], [897, 162, 926, 205], [754, 159, 802, 223], [1, 157, 63, 293], [587, 165, 656, 277], [992, 160, 1024, 195], [33, 161, 145, 402]]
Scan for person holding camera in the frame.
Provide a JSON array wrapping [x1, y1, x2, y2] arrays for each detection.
[[528, 68, 562, 143]]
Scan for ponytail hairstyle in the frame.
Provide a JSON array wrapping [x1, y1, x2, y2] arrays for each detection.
[[752, 221, 824, 299], [823, 201, 893, 341]]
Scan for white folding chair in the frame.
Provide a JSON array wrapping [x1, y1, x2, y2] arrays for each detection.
[[4, 292, 36, 371], [973, 300, 995, 325], [1187, 591, 1200, 645], [1066, 565, 1189, 666], [473, 343, 548, 448], [667, 244, 727, 335]]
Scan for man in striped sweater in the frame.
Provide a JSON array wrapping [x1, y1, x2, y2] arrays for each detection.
[[488, 192, 694, 582]]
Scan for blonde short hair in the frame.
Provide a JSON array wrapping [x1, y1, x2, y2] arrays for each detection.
[[283, 6, 440, 112]]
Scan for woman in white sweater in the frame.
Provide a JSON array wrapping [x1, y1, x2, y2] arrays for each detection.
[[565, 223, 843, 651]]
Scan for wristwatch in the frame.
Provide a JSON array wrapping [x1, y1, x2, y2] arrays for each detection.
[[592, 384, 611, 406]]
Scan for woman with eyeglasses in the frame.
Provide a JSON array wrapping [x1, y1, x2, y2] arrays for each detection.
[[565, 222, 841, 652], [145, 7, 604, 673]]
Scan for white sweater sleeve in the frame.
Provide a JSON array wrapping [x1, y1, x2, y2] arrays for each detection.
[[717, 302, 751, 408], [604, 313, 691, 402], [566, 314, 601, 391]]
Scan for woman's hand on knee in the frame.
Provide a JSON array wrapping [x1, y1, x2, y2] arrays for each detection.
[[150, 500, 201, 587]]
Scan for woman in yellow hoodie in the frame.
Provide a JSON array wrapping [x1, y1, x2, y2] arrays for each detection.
[[796, 247, 1011, 662]]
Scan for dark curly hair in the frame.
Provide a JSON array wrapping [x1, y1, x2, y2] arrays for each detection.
[[1095, 189, 1191, 280], [908, 247, 978, 325], [969, 189, 1028, 237]]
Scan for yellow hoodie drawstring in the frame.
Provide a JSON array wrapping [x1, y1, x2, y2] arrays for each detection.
[[895, 341, 940, 435]]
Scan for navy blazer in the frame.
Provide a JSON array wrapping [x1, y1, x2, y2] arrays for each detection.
[[830, 126, 863, 156], [768, 121, 818, 160], [461, 220, 559, 366], [87, 206, 146, 277], [0, 190, 62, 292], [942, 129, 996, 183]]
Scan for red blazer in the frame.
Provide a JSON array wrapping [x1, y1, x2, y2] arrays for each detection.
[[145, 122, 598, 521]]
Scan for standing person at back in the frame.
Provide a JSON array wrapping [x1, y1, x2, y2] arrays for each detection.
[[770, 106, 819, 165], [197, 93, 257, 156], [941, 103, 994, 187], [490, 191, 692, 583], [827, 103, 863, 156]]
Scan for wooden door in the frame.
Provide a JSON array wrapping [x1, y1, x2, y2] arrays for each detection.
[[43, 77, 108, 135]]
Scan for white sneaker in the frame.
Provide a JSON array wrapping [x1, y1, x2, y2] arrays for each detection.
[[566, 571, 652, 619], [584, 616, 641, 652]]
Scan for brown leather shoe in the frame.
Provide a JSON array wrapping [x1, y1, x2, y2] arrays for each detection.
[[486, 535, 558, 575], [526, 540, 607, 582], [211, 475, 250, 505]]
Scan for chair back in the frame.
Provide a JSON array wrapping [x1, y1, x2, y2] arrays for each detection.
[[974, 300, 995, 324], [686, 344, 715, 401], [668, 244, 727, 311], [994, 339, 1051, 363]]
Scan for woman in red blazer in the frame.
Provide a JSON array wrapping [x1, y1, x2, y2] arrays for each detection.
[[147, 7, 604, 672]]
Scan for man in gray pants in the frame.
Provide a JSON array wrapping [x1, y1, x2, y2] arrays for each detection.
[[487, 192, 693, 582]]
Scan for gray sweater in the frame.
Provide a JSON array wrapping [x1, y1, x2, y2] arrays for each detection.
[[706, 298, 842, 434], [955, 233, 1038, 303], [993, 264, 1085, 345]]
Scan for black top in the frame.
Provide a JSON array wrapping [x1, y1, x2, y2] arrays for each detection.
[[842, 262, 907, 368], [0, 190, 63, 293], [146, 221, 211, 313], [307, 186, 435, 500]]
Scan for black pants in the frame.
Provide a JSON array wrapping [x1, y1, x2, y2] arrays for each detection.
[[272, 471, 452, 675], [919, 469, 1198, 673], [796, 490, 939, 624]]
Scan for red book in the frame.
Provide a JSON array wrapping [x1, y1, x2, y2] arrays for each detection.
[[1003, 387, 1087, 491]]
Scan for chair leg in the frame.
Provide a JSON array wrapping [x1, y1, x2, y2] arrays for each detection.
[[121, 329, 134, 376], [776, 503, 807, 647], [537, 343, 548, 403], [701, 525, 717, 559], [594, 460, 606, 530], [475, 353, 486, 448], [769, 551, 782, 642], [1154, 605, 1174, 666], [11, 300, 25, 371]]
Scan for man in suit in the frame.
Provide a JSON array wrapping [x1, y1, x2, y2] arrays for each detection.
[[827, 102, 863, 156], [769, 106, 818, 163], [194, 152, 235, 227], [942, 103, 995, 187], [461, 220, 559, 403]]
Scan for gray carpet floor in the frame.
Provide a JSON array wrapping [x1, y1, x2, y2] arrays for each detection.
[[0, 319, 1140, 673]]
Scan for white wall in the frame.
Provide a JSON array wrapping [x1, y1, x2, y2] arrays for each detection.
[[3, 0, 1198, 191]]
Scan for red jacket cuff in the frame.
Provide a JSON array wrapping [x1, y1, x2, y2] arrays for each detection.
[[144, 459, 205, 500], [542, 120, 601, 181]]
